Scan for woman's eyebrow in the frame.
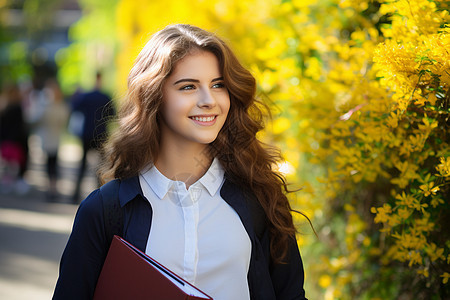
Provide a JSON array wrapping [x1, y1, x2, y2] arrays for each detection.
[[173, 77, 224, 85], [173, 78, 199, 85]]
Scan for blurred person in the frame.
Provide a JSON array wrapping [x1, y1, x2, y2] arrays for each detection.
[[0, 83, 30, 194], [54, 24, 307, 300], [70, 72, 114, 203], [34, 78, 69, 201]]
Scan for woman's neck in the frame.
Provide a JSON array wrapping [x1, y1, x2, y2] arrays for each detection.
[[155, 142, 212, 188]]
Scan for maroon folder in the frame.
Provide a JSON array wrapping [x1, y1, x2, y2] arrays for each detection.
[[93, 235, 213, 300]]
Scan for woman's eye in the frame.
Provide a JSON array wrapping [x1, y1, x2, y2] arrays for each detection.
[[180, 85, 195, 90], [212, 82, 225, 89]]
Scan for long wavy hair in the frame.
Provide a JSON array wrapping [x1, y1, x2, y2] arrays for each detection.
[[99, 24, 297, 262]]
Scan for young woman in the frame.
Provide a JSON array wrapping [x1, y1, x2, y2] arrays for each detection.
[[53, 24, 307, 300]]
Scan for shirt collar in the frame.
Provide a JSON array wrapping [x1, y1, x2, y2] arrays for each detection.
[[140, 157, 225, 200], [198, 157, 225, 197], [141, 164, 174, 200]]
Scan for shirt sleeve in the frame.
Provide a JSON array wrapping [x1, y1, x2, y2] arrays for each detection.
[[52, 190, 109, 300], [270, 235, 308, 300]]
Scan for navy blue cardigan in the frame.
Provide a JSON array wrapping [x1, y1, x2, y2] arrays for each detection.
[[53, 176, 307, 299]]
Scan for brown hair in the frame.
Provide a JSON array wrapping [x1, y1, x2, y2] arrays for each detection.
[[99, 24, 297, 262]]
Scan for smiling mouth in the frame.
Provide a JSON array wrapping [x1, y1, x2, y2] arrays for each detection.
[[190, 116, 217, 122]]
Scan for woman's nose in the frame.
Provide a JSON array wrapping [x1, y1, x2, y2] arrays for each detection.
[[197, 88, 217, 108]]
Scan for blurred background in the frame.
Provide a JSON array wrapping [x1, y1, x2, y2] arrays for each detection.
[[0, 0, 449, 299]]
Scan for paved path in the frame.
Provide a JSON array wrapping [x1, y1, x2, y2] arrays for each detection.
[[0, 194, 76, 300], [0, 139, 98, 300]]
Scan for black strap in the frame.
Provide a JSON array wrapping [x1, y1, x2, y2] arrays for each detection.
[[100, 179, 123, 247]]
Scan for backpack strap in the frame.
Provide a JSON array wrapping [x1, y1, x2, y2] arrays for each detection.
[[100, 179, 123, 246]]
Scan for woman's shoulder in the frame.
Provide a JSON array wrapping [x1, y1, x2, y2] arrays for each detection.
[[75, 189, 104, 220]]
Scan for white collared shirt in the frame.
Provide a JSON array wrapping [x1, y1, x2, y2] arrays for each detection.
[[139, 158, 251, 300]]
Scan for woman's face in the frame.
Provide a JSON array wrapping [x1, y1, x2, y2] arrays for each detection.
[[160, 50, 230, 147]]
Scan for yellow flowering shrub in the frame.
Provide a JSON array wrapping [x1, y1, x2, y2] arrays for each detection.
[[239, 0, 450, 298], [286, 0, 449, 298], [369, 0, 449, 293]]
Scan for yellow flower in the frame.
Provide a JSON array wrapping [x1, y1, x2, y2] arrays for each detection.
[[419, 182, 440, 197], [408, 250, 423, 267], [304, 57, 322, 81], [418, 118, 438, 132], [408, 133, 426, 150], [395, 192, 416, 208], [397, 207, 413, 220], [436, 157, 450, 177], [427, 93, 437, 105], [414, 95, 427, 107], [319, 274, 332, 288], [413, 200, 429, 213], [386, 111, 399, 128], [388, 214, 401, 228], [426, 243, 445, 262], [441, 272, 450, 284], [390, 177, 410, 189], [393, 231, 426, 251], [417, 268, 429, 278], [371, 204, 392, 223]]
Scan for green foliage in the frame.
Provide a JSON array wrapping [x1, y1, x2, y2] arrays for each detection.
[[56, 0, 119, 95], [0, 2, 32, 87]]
